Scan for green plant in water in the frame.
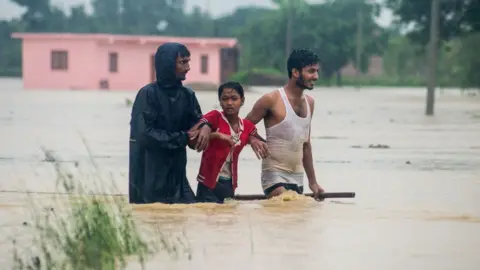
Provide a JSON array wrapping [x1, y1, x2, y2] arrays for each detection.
[[125, 98, 133, 107], [11, 143, 191, 269]]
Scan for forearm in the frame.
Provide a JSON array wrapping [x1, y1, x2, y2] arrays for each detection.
[[142, 92, 190, 149], [249, 135, 265, 144], [248, 129, 266, 143], [302, 142, 317, 185], [144, 127, 188, 150], [210, 132, 222, 140], [189, 121, 202, 132], [189, 119, 212, 132], [146, 123, 211, 149]]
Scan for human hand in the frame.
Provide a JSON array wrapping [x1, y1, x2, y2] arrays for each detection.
[[195, 125, 211, 152], [250, 137, 269, 159], [187, 129, 199, 140], [309, 183, 325, 201], [218, 133, 235, 147]]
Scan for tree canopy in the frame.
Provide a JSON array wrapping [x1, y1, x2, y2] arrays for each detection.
[[0, 0, 478, 88]]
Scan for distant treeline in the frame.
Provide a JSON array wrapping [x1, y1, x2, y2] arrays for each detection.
[[0, 0, 479, 88]]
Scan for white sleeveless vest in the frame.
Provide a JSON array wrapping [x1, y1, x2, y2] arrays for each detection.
[[261, 87, 312, 190]]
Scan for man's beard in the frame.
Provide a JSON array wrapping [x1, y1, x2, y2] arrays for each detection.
[[295, 74, 314, 90]]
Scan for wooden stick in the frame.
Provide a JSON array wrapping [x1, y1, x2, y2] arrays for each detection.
[[234, 192, 355, 201]]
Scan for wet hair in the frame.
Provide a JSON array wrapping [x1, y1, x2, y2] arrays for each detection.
[[287, 49, 320, 78], [218, 81, 244, 100]]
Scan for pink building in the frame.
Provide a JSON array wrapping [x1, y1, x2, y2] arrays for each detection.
[[11, 32, 239, 90]]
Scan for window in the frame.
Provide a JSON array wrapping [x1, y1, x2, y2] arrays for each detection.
[[109, 52, 118, 73], [51, 50, 68, 70], [201, 55, 208, 74]]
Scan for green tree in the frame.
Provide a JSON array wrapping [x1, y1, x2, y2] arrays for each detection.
[[453, 34, 480, 89], [272, 0, 309, 63], [385, 0, 480, 88], [0, 20, 22, 76], [235, 0, 385, 84], [237, 11, 285, 71], [385, 0, 480, 45], [67, 4, 94, 33], [121, 0, 183, 35], [91, 0, 122, 33], [214, 6, 271, 37], [165, 5, 214, 37], [382, 35, 425, 80], [10, 0, 68, 32], [305, 1, 384, 84]]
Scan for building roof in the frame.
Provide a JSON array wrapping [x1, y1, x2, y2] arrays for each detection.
[[11, 32, 238, 47]]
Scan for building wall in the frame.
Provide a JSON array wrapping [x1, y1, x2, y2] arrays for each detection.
[[22, 38, 97, 90], [94, 42, 154, 90], [93, 42, 221, 90], [21, 38, 223, 90], [184, 44, 221, 86]]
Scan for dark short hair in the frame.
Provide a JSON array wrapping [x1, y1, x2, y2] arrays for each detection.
[[287, 49, 320, 78], [218, 81, 244, 100]]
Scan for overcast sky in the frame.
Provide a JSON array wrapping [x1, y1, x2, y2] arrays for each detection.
[[0, 0, 393, 27]]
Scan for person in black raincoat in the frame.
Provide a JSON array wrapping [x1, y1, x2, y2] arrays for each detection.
[[128, 42, 212, 204]]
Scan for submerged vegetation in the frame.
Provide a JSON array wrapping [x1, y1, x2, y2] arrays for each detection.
[[11, 144, 191, 269]]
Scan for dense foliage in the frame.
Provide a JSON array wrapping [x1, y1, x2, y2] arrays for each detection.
[[0, 0, 479, 88]]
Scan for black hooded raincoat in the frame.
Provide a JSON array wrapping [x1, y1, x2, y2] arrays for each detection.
[[128, 43, 203, 204]]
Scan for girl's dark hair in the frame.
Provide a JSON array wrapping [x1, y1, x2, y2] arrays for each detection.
[[218, 81, 244, 99]]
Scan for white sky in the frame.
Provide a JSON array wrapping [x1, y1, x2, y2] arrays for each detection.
[[0, 0, 393, 27]]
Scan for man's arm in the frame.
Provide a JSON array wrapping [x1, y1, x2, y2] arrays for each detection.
[[248, 131, 266, 143], [303, 96, 319, 187], [245, 96, 271, 159], [245, 93, 274, 143], [187, 109, 220, 150], [303, 136, 317, 186], [189, 92, 205, 128], [142, 89, 188, 150], [245, 93, 274, 125], [188, 92, 213, 131]]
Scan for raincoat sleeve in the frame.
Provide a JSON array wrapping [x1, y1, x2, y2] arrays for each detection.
[[142, 91, 188, 150], [190, 93, 203, 128]]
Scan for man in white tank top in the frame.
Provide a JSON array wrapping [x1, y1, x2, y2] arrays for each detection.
[[246, 49, 324, 199]]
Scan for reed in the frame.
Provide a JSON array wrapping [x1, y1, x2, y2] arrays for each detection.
[[11, 140, 190, 269]]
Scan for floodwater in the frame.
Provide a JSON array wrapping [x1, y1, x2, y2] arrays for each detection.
[[1, 77, 479, 269]]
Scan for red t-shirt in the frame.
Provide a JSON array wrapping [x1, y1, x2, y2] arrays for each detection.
[[196, 110, 257, 190]]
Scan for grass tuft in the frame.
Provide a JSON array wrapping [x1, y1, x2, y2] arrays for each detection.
[[11, 139, 191, 269]]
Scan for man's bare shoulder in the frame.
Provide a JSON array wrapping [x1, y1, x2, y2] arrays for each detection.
[[266, 89, 281, 97], [256, 91, 278, 109], [305, 94, 315, 115], [246, 89, 280, 124], [258, 90, 280, 106], [305, 93, 315, 103]]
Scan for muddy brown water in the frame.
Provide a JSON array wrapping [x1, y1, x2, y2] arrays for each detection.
[[1, 78, 479, 269]]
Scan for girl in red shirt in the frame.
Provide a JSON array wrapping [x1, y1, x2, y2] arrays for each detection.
[[192, 81, 263, 203]]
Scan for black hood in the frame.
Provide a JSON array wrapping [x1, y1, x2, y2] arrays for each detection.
[[154, 42, 188, 88]]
